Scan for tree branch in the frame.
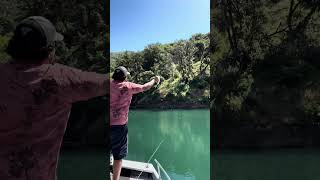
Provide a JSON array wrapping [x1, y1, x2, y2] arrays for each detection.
[[267, 26, 288, 37], [295, 6, 317, 33]]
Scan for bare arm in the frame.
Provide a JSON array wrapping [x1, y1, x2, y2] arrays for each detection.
[[129, 76, 160, 94]]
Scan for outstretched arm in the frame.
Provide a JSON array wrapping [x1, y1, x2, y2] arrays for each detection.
[[130, 76, 160, 94], [55, 64, 109, 103]]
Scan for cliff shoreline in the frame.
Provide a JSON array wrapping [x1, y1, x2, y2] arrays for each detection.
[[130, 102, 209, 110]]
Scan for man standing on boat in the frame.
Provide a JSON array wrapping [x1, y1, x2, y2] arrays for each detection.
[[0, 16, 109, 180], [110, 66, 160, 180]]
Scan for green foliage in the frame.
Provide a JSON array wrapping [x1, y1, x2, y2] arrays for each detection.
[[211, 0, 320, 128], [112, 34, 210, 107], [0, 35, 10, 63], [0, 0, 108, 73]]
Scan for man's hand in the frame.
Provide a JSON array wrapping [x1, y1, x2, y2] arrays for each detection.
[[154, 76, 161, 85]]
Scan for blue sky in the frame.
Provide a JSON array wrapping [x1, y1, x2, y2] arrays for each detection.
[[111, 0, 210, 52]]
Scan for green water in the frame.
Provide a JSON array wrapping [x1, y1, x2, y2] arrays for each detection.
[[213, 149, 320, 180], [126, 109, 210, 180], [58, 148, 107, 180], [57, 109, 209, 180]]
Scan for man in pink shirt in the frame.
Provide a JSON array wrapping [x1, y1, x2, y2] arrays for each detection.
[[110, 66, 160, 180], [0, 16, 108, 180]]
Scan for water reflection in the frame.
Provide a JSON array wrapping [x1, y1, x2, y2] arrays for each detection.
[[127, 109, 209, 180]]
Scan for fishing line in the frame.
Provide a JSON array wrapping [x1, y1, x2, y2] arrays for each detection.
[[136, 138, 165, 179], [135, 76, 163, 104], [132, 76, 166, 179]]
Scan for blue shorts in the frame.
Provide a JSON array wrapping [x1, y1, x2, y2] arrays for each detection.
[[110, 124, 128, 160]]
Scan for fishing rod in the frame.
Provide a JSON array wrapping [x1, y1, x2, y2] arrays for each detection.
[[136, 138, 165, 179]]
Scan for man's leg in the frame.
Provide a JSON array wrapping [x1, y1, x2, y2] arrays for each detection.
[[112, 159, 122, 180], [111, 124, 128, 180]]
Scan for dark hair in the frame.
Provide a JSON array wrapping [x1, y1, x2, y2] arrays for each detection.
[[112, 71, 126, 81], [6, 25, 54, 63]]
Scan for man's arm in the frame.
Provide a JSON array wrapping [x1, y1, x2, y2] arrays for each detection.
[[54, 64, 109, 103], [129, 76, 160, 94]]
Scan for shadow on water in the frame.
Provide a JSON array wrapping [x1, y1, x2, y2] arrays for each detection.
[[58, 97, 109, 180], [213, 149, 320, 180], [58, 147, 108, 180], [127, 109, 210, 180]]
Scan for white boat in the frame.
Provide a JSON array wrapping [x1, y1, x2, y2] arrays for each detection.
[[110, 156, 171, 180]]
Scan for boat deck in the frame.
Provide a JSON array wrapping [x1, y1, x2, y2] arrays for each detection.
[[121, 160, 157, 174], [110, 159, 159, 180], [110, 174, 153, 180]]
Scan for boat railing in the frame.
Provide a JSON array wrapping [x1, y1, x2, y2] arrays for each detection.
[[154, 159, 171, 180]]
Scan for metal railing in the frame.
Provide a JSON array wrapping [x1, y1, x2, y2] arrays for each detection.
[[154, 159, 171, 180]]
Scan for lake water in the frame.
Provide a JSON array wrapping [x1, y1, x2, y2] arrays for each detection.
[[213, 149, 320, 180], [57, 109, 210, 180], [126, 109, 210, 180], [57, 109, 320, 180], [58, 148, 107, 180]]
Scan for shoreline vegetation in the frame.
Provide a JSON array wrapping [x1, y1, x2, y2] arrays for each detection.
[[111, 33, 210, 108], [211, 0, 320, 149], [130, 103, 209, 110]]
